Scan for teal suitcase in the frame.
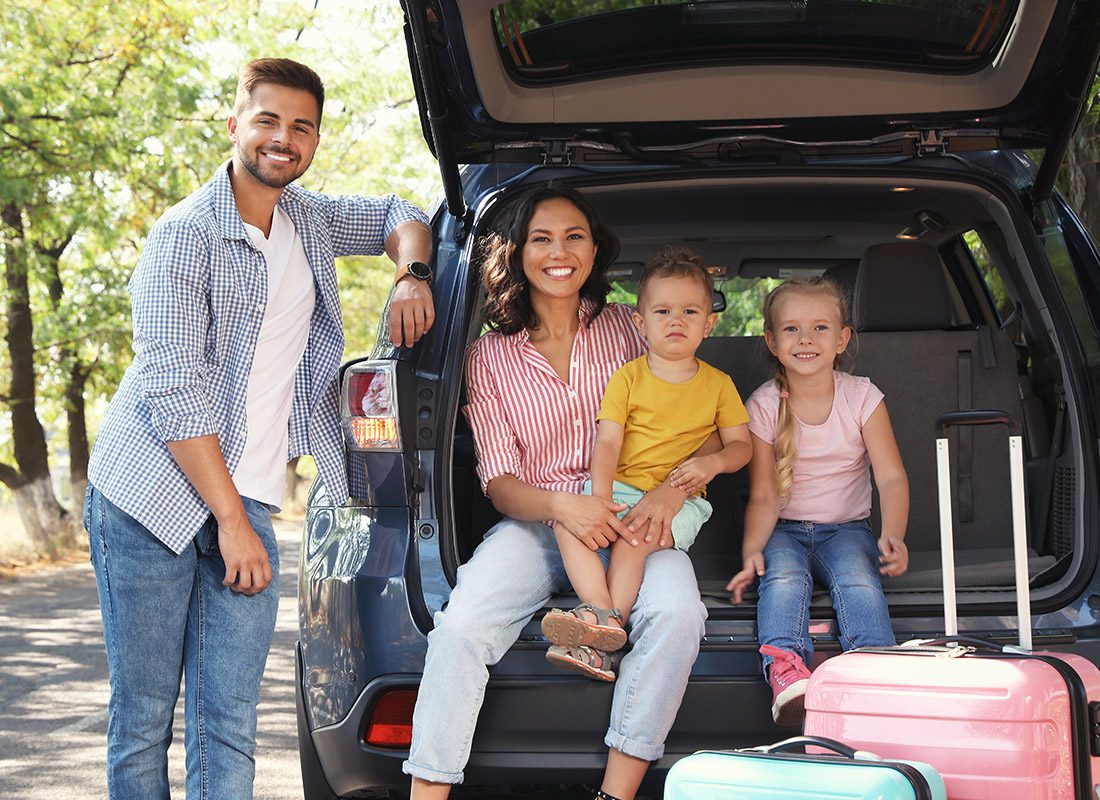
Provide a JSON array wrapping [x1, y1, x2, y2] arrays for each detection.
[[664, 736, 946, 800]]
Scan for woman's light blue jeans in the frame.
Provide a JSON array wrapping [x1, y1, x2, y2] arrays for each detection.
[[757, 518, 895, 675], [403, 518, 707, 784], [85, 485, 280, 800]]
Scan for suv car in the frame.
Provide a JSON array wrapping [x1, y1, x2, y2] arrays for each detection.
[[296, 2, 1100, 797]]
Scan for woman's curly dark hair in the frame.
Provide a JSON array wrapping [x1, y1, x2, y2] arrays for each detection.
[[479, 183, 621, 335]]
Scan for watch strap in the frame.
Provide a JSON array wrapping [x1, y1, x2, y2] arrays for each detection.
[[396, 261, 432, 285]]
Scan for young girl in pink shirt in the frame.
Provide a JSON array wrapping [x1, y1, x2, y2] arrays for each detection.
[[727, 277, 910, 726]]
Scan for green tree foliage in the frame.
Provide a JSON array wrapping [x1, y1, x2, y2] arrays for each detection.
[[1059, 74, 1100, 245], [608, 276, 780, 338], [1, 0, 225, 551], [268, 0, 440, 355], [0, 0, 438, 553]]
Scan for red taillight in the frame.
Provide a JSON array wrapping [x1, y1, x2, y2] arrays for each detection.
[[341, 362, 401, 451], [363, 688, 417, 748]]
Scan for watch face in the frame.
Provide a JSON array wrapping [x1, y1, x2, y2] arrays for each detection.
[[408, 261, 432, 281]]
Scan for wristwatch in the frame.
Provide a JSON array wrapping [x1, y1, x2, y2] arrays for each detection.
[[395, 260, 432, 285]]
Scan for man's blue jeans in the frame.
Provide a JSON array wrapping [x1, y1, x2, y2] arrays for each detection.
[[85, 485, 280, 800], [757, 518, 895, 674]]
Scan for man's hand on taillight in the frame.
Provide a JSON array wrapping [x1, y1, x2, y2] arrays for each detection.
[[390, 276, 436, 347]]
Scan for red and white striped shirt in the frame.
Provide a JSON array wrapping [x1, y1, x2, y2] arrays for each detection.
[[464, 302, 646, 495]]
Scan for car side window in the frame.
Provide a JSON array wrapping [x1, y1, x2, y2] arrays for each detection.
[[1040, 201, 1100, 368], [963, 231, 1012, 321], [961, 229, 1027, 347], [607, 274, 782, 336]]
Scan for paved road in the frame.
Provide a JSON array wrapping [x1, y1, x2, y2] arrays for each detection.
[[0, 518, 305, 800], [0, 521, 646, 800]]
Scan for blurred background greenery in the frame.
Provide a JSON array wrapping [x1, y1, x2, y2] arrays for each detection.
[[0, 0, 439, 559]]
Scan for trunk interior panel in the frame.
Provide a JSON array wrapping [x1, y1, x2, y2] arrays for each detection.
[[446, 173, 1079, 617]]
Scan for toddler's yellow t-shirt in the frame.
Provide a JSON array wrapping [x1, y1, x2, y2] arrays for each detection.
[[597, 355, 748, 492]]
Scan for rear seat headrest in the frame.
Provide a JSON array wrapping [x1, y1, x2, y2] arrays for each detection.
[[823, 261, 859, 306], [853, 242, 953, 332]]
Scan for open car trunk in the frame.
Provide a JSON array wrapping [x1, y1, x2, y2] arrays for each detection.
[[446, 163, 1089, 622], [408, 0, 1100, 625], [403, 0, 1100, 231]]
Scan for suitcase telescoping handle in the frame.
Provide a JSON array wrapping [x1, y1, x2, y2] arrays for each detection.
[[935, 410, 1030, 651], [935, 409, 1019, 436]]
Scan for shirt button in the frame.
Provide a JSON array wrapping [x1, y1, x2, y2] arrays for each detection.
[[574, 418, 581, 427]]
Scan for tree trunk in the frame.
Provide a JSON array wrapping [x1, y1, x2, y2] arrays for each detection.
[[281, 456, 310, 518], [8, 476, 79, 557], [66, 362, 90, 506], [1066, 118, 1100, 244], [1, 202, 79, 554], [40, 239, 88, 505]]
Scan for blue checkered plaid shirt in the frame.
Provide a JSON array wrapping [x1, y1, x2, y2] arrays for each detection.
[[88, 162, 429, 553]]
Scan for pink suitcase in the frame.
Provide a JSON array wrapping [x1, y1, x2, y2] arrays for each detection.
[[804, 410, 1100, 800]]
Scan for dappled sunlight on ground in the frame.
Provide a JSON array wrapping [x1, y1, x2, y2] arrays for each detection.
[[0, 518, 305, 800]]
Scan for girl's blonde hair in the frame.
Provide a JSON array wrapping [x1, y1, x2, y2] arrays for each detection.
[[762, 277, 852, 504]]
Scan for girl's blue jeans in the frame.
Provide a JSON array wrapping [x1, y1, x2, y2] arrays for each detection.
[[757, 518, 895, 675], [84, 485, 280, 800]]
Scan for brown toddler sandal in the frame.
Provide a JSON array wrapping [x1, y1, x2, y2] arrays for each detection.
[[546, 644, 620, 682], [541, 603, 628, 651]]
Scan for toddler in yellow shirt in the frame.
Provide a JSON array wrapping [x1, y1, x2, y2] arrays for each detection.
[[543, 247, 753, 681]]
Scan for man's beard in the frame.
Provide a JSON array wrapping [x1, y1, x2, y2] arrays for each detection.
[[237, 143, 305, 189]]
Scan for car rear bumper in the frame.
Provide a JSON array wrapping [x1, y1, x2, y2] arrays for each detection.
[[297, 642, 783, 797]]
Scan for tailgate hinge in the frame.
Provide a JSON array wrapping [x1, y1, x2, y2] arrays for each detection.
[[917, 129, 949, 157], [542, 139, 573, 167]]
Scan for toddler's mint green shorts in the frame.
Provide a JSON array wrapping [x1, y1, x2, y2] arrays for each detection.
[[582, 479, 712, 552]]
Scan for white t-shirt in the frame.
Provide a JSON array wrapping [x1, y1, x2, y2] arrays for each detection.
[[746, 371, 884, 523], [234, 205, 316, 506]]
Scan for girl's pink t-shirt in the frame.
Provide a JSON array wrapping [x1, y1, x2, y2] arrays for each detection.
[[746, 371, 884, 523]]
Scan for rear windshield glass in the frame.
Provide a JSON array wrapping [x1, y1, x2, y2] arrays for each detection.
[[492, 0, 1019, 83], [605, 269, 783, 337]]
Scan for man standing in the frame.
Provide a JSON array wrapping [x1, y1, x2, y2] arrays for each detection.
[[84, 58, 433, 799]]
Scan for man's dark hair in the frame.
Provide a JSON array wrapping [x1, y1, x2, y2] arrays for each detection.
[[479, 183, 620, 336], [234, 58, 325, 128]]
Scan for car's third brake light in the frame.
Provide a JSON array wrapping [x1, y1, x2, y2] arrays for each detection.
[[341, 362, 401, 451]]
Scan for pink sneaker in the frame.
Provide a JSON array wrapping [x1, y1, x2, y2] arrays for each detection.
[[760, 645, 811, 726]]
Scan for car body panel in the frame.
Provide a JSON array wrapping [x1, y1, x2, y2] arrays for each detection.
[[299, 487, 426, 730], [402, 0, 1100, 166], [297, 7, 1100, 795]]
